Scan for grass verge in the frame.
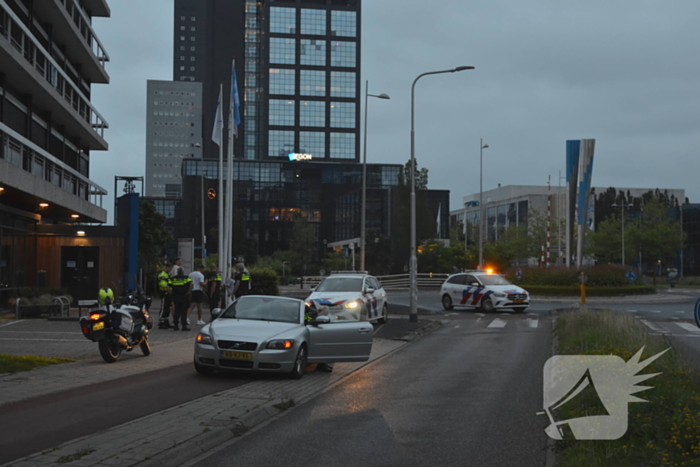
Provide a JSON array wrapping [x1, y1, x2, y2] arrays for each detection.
[[0, 354, 76, 374], [554, 308, 700, 466]]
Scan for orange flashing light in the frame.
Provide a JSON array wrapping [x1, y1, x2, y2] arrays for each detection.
[[89, 313, 101, 320], [283, 340, 293, 349], [485, 268, 495, 274]]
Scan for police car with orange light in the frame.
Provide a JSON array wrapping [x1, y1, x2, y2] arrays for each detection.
[[440, 269, 530, 313], [305, 271, 388, 324]]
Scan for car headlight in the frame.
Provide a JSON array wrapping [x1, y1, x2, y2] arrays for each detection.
[[344, 300, 361, 309], [493, 293, 506, 298], [267, 339, 295, 350], [196, 333, 212, 345]]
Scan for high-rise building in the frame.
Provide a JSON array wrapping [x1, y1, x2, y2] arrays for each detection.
[[0, 0, 111, 290], [145, 80, 203, 197]]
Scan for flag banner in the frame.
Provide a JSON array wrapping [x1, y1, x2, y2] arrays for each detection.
[[230, 62, 241, 138], [436, 203, 441, 236], [577, 139, 595, 226], [212, 87, 223, 146]]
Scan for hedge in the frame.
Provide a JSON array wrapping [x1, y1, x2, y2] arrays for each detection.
[[503, 265, 644, 287], [249, 268, 279, 296], [522, 285, 656, 296]]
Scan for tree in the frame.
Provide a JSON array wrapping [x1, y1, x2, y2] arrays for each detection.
[[630, 198, 684, 268], [588, 215, 640, 264], [364, 231, 393, 276], [138, 200, 172, 276], [289, 218, 317, 272]]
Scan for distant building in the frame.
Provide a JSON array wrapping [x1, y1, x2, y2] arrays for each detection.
[[145, 80, 203, 197]]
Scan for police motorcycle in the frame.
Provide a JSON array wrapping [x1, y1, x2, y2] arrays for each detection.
[[79, 288, 154, 363]]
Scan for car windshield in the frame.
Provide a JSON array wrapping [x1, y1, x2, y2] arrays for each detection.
[[478, 274, 513, 286], [220, 297, 300, 323], [315, 277, 363, 292]]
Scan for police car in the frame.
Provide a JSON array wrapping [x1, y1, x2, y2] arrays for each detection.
[[305, 272, 388, 324], [440, 270, 529, 313]]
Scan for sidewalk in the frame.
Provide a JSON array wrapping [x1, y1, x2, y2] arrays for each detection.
[[0, 314, 442, 467]]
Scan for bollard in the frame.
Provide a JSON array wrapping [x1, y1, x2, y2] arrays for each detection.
[[580, 272, 586, 305]]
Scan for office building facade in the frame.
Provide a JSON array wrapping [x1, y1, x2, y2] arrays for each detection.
[[145, 80, 203, 197], [0, 0, 111, 296]]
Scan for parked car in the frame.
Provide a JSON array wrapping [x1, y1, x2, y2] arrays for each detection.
[[305, 273, 388, 324], [440, 271, 529, 312], [193, 295, 373, 379]]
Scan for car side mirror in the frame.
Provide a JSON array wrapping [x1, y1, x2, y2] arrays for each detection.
[[366, 287, 375, 294], [471, 282, 481, 287], [211, 308, 222, 319], [311, 315, 331, 326]]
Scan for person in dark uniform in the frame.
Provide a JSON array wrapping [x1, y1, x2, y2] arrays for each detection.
[[233, 263, 252, 299], [157, 264, 173, 329], [207, 264, 222, 313], [170, 270, 192, 331]]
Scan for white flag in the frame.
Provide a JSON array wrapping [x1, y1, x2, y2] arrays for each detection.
[[212, 87, 223, 146], [436, 203, 441, 237]]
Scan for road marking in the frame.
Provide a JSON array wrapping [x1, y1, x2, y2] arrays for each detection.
[[0, 320, 25, 328], [650, 310, 662, 313], [454, 324, 460, 328], [488, 318, 507, 328], [475, 313, 485, 317], [525, 318, 538, 328], [640, 320, 669, 334], [675, 311, 686, 314], [675, 323, 700, 333]]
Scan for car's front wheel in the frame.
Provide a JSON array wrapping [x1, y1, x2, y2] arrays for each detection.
[[442, 294, 453, 311], [480, 297, 495, 312], [289, 344, 307, 380], [377, 303, 388, 324]]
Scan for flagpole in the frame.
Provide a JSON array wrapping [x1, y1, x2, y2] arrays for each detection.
[[225, 58, 239, 286], [217, 84, 224, 277]]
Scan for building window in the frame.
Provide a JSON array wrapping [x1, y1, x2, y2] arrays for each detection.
[[300, 39, 326, 66], [270, 38, 296, 64], [270, 7, 296, 33], [299, 131, 325, 159], [300, 70, 326, 96], [269, 130, 295, 158], [330, 102, 355, 128], [331, 41, 356, 67], [301, 9, 326, 35], [300, 101, 326, 127], [330, 71, 355, 98], [330, 133, 355, 159], [269, 99, 296, 126], [331, 10, 356, 37], [269, 68, 296, 95]]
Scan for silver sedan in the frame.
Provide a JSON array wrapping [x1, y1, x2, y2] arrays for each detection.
[[193, 295, 374, 379]]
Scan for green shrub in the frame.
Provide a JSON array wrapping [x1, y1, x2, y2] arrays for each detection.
[[250, 268, 279, 296], [503, 265, 643, 287], [523, 285, 655, 296]]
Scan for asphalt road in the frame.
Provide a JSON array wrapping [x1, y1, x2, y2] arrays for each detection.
[[191, 314, 553, 467]]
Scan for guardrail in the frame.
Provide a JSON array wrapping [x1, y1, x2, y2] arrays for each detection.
[[377, 273, 450, 290]]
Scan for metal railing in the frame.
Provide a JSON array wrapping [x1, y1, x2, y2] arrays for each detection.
[[58, 0, 110, 69], [0, 2, 109, 139], [377, 273, 450, 290], [1, 123, 108, 205]]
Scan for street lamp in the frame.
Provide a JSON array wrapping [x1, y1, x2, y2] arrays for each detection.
[[478, 138, 489, 269], [360, 80, 390, 273], [612, 202, 632, 266], [409, 65, 475, 323]]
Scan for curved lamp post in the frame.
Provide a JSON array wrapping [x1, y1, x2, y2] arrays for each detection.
[[409, 66, 475, 323], [478, 139, 488, 269], [360, 81, 390, 272]]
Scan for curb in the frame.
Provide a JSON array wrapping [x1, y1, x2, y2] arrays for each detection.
[[546, 315, 559, 467], [135, 399, 285, 467], [133, 319, 443, 467]]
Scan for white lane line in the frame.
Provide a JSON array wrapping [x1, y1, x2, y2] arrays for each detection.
[[675, 323, 700, 333], [0, 320, 25, 328], [676, 311, 686, 314], [488, 318, 507, 328], [525, 318, 539, 328], [640, 320, 669, 334], [650, 310, 662, 313], [454, 324, 460, 328], [475, 313, 485, 317]]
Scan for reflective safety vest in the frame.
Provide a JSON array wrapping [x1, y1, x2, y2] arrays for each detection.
[[170, 276, 192, 300], [158, 272, 170, 292], [240, 273, 251, 290]]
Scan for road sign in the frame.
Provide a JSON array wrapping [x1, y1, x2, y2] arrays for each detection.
[[624, 270, 637, 282], [515, 268, 523, 281]]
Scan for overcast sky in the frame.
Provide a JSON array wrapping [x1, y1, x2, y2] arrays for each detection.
[[91, 0, 700, 223]]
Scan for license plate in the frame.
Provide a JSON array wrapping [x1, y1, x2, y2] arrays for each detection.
[[220, 350, 252, 360], [513, 299, 524, 304], [93, 321, 105, 331]]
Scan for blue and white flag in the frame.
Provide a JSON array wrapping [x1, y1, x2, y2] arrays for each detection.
[[230, 62, 241, 138], [212, 87, 223, 146], [436, 203, 441, 237]]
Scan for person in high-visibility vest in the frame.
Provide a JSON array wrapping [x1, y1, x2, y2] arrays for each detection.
[[207, 264, 223, 312], [157, 264, 173, 329], [170, 270, 192, 331], [233, 263, 252, 299]]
